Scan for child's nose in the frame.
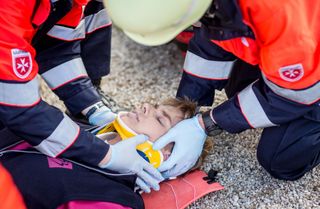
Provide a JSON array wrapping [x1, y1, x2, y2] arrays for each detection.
[[142, 103, 156, 116]]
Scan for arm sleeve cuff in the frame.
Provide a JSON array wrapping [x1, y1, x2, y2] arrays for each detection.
[[212, 96, 251, 133]]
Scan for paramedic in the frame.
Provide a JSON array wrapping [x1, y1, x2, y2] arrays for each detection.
[[104, 0, 320, 180], [0, 0, 162, 192]]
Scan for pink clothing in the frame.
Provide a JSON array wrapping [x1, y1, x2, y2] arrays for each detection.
[[47, 157, 73, 170], [9, 142, 32, 150], [58, 201, 132, 209]]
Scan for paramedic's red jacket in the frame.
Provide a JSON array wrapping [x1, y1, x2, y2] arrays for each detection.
[[177, 0, 320, 133], [0, 0, 112, 165], [0, 164, 26, 209]]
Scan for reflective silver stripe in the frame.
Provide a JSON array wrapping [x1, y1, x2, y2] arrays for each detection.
[[41, 58, 88, 89], [34, 114, 80, 157], [262, 75, 320, 105], [183, 51, 235, 79], [47, 8, 111, 40], [238, 82, 276, 128], [85, 9, 112, 33], [0, 77, 40, 106], [47, 20, 86, 41]]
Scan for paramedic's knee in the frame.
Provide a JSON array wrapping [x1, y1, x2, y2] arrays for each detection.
[[256, 106, 320, 181], [257, 149, 305, 181], [256, 128, 317, 181]]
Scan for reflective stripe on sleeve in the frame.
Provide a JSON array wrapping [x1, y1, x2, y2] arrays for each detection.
[[47, 9, 111, 40], [34, 114, 80, 157], [47, 21, 86, 41], [237, 82, 276, 128], [41, 58, 88, 90], [85, 9, 112, 34], [183, 51, 235, 80], [0, 77, 40, 107], [262, 75, 320, 105]]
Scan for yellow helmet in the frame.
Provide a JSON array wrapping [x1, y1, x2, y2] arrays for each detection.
[[104, 0, 212, 46]]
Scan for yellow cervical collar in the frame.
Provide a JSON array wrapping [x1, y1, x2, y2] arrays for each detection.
[[96, 112, 163, 168]]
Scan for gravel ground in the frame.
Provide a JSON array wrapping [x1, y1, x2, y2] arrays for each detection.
[[41, 29, 320, 209]]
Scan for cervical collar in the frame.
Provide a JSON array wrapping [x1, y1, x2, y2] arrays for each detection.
[[95, 112, 164, 168]]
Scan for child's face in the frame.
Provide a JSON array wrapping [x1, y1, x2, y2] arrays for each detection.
[[120, 103, 185, 158]]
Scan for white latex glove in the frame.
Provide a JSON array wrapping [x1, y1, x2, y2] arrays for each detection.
[[87, 104, 116, 126], [101, 135, 164, 193], [153, 116, 207, 178]]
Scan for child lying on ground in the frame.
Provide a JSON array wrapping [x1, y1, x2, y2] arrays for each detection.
[[0, 98, 212, 209], [94, 97, 213, 173]]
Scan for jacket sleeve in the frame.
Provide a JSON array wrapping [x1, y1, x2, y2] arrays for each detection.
[[81, 0, 112, 81], [33, 0, 106, 116], [212, 1, 320, 133], [212, 78, 318, 133], [177, 26, 237, 106], [0, 0, 109, 166]]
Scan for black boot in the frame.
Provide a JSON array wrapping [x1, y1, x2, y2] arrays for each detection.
[[92, 79, 125, 113]]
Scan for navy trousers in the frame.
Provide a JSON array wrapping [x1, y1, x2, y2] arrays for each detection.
[[257, 114, 320, 180]]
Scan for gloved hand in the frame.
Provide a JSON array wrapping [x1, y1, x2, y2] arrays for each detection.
[[153, 116, 207, 178], [101, 135, 164, 193], [86, 102, 116, 126]]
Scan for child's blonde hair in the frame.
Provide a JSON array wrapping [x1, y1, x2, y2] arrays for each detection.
[[161, 97, 213, 171]]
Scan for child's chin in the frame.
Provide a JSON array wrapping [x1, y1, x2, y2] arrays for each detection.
[[162, 150, 171, 161], [161, 143, 174, 161]]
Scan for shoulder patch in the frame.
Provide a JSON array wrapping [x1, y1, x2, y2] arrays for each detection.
[[279, 63, 304, 82], [11, 49, 33, 79]]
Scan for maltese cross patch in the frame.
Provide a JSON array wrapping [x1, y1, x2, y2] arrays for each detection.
[[11, 49, 33, 79], [279, 63, 304, 82]]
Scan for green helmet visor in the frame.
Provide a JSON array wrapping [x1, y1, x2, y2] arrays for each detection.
[[105, 0, 212, 46]]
